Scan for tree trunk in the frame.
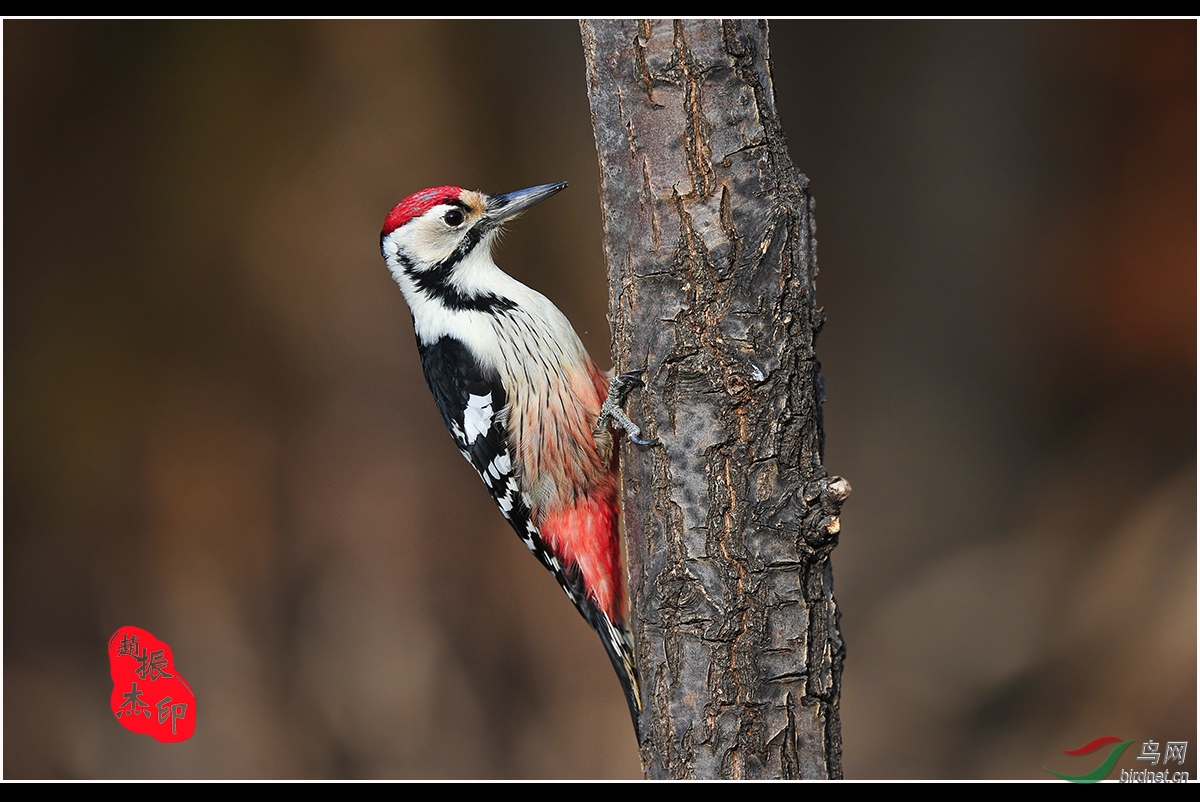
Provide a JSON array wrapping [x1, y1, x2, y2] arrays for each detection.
[[581, 19, 847, 780]]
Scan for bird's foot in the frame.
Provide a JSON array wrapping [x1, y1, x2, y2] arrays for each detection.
[[598, 370, 659, 447]]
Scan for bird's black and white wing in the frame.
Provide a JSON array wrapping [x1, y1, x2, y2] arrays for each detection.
[[417, 335, 566, 582], [419, 333, 640, 729]]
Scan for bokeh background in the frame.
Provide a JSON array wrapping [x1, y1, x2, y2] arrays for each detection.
[[4, 20, 1194, 779]]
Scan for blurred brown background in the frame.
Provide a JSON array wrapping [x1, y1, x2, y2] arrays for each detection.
[[4, 20, 1194, 779]]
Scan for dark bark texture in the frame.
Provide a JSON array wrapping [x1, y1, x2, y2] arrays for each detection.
[[581, 20, 846, 780]]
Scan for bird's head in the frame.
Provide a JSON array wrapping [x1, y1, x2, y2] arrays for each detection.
[[380, 182, 567, 275]]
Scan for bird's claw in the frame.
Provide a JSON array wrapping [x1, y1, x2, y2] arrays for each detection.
[[599, 370, 659, 447], [613, 369, 645, 389], [626, 431, 660, 447]]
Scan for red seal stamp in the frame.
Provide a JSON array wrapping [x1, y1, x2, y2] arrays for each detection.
[[108, 626, 195, 743]]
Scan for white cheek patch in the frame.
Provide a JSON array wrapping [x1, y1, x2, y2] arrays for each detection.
[[411, 216, 461, 264], [463, 393, 493, 443]]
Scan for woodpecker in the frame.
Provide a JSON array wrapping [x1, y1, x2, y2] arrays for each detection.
[[380, 181, 652, 735]]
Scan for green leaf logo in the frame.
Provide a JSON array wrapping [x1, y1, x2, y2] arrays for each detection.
[[1045, 737, 1135, 783]]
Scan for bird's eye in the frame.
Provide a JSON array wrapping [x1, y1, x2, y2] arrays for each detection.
[[444, 209, 465, 227]]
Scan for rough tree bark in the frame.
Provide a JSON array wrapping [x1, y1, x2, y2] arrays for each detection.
[[581, 20, 847, 780]]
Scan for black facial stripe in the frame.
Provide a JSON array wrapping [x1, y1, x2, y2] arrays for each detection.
[[392, 235, 516, 314], [438, 220, 487, 271]]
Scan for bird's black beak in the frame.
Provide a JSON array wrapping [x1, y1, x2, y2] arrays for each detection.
[[487, 182, 568, 222]]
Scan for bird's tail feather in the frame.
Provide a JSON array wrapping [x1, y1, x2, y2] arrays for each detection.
[[596, 610, 641, 741]]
